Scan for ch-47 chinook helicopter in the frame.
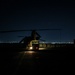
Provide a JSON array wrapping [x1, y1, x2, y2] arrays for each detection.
[[0, 29, 61, 50], [19, 29, 41, 50]]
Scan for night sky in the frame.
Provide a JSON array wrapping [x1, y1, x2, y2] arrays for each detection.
[[0, 0, 75, 43]]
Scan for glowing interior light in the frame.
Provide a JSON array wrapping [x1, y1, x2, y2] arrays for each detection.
[[29, 46, 33, 50]]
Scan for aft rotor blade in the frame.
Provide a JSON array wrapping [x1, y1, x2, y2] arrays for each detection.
[[0, 28, 62, 33], [35, 28, 62, 31], [0, 29, 32, 33]]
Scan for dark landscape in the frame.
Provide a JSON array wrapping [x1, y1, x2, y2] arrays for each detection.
[[0, 45, 74, 75]]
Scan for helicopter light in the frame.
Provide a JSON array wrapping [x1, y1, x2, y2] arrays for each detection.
[[29, 46, 33, 50]]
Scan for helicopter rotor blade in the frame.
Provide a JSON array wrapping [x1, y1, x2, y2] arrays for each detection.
[[0, 29, 32, 33], [35, 28, 61, 31], [0, 28, 62, 33], [18, 36, 24, 37]]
